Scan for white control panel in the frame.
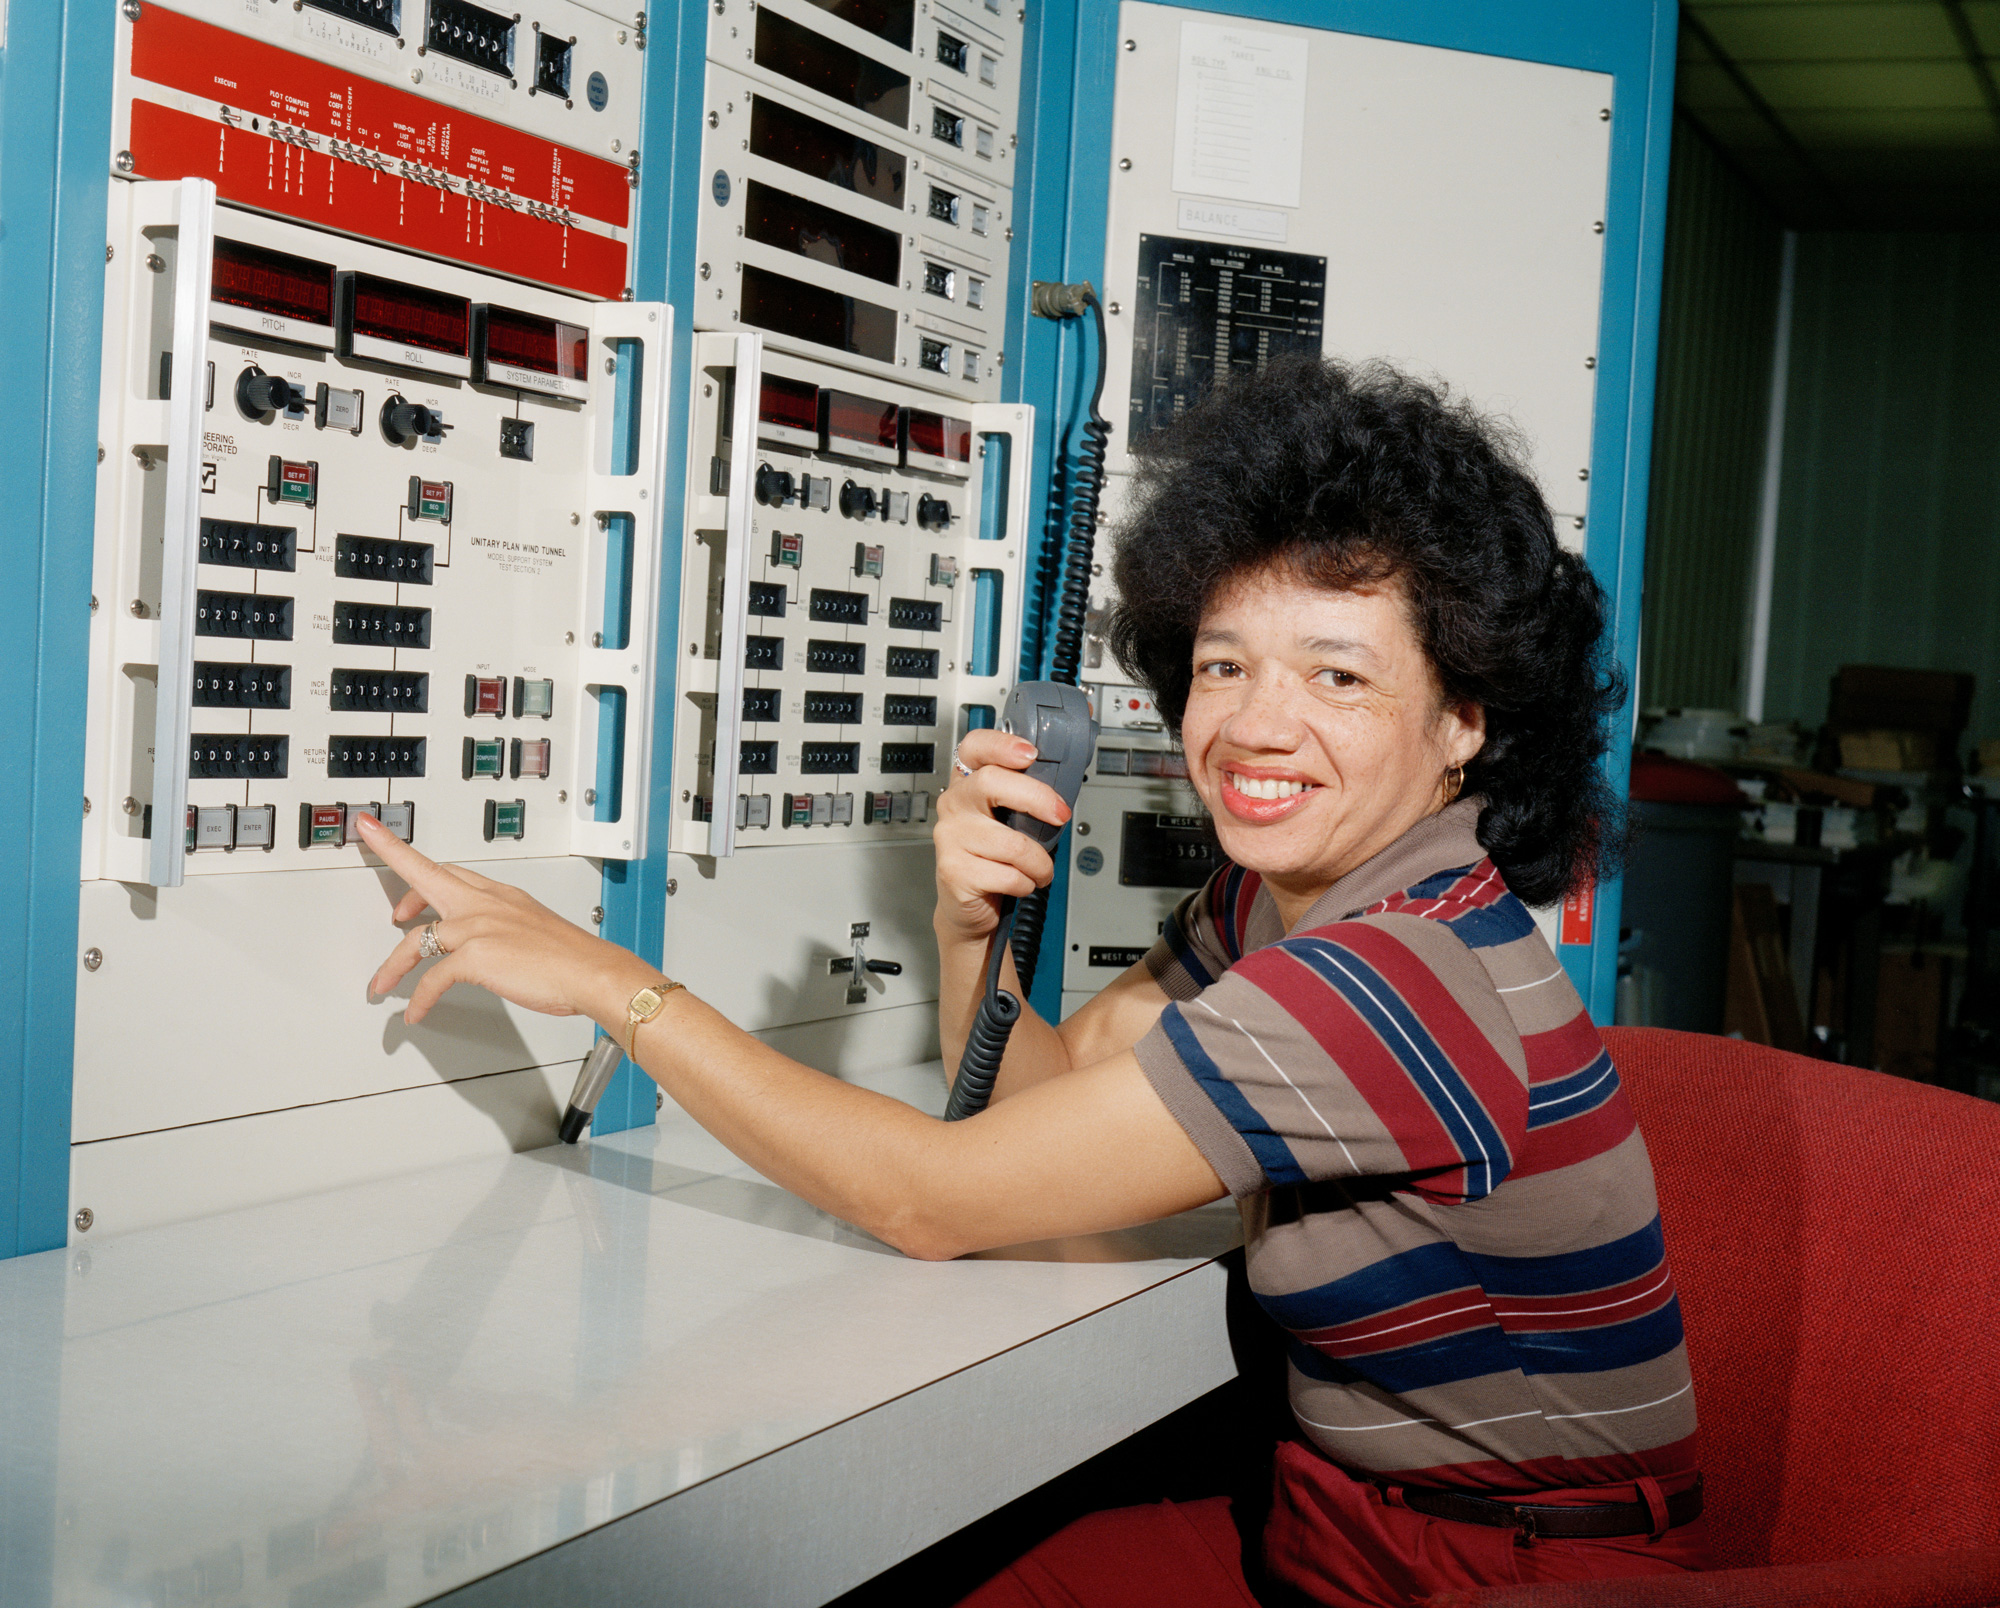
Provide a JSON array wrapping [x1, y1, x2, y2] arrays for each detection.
[[84, 185, 669, 885]]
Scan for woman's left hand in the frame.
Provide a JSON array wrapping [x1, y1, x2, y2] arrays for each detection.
[[358, 814, 645, 1025]]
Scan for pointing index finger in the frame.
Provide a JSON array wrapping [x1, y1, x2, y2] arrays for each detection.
[[355, 814, 463, 914]]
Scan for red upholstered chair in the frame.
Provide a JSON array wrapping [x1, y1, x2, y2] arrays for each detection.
[[1426, 1027, 2000, 1608]]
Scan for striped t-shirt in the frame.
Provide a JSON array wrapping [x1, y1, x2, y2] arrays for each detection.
[[1136, 799, 1698, 1495]]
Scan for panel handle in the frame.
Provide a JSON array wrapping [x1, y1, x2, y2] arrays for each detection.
[[146, 178, 217, 889], [701, 330, 763, 858], [957, 403, 1037, 722], [575, 301, 675, 861]]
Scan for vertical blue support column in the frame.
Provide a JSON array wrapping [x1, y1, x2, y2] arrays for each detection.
[[0, 0, 116, 1256], [590, 0, 713, 1133], [1014, 0, 1678, 1027]]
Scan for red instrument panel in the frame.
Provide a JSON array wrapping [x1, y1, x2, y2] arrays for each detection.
[[122, 5, 631, 299]]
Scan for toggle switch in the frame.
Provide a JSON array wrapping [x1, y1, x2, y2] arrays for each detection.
[[381, 395, 452, 445], [237, 367, 308, 419]]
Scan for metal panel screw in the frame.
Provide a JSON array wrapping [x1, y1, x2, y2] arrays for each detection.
[[1106, 301, 1121, 315], [1123, 37, 1135, 50], [1600, 108, 1611, 121], [1076, 821, 1090, 836], [91, 594, 100, 613], [558, 789, 569, 802], [122, 0, 142, 22], [83, 798, 91, 816], [1117, 157, 1131, 170], [699, 262, 711, 279], [1573, 517, 1586, 530], [592, 631, 604, 647], [410, 68, 423, 84], [105, 244, 114, 263], [123, 797, 140, 815], [565, 631, 576, 644], [666, 879, 679, 895], [604, 355, 618, 374], [1577, 468, 1590, 481], [83, 948, 103, 972], [1592, 221, 1604, 235], [591, 905, 605, 925], [145, 253, 165, 273], [129, 600, 148, 618], [1584, 356, 1597, 369], [570, 512, 580, 524], [708, 111, 720, 127], [74, 1208, 93, 1233], [584, 789, 597, 805]]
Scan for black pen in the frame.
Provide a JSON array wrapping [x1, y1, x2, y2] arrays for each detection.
[[558, 1035, 624, 1144]]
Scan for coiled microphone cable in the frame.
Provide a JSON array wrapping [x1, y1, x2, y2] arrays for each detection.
[[944, 284, 1107, 1122]]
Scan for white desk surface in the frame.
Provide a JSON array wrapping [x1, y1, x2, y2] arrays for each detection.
[[0, 1064, 1242, 1607]]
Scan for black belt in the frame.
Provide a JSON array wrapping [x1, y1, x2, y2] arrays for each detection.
[[1387, 1474, 1703, 1540]]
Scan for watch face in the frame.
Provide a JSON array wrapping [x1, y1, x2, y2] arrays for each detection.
[[632, 986, 666, 1018]]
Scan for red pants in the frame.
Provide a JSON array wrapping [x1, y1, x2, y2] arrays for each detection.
[[958, 1444, 1708, 1608]]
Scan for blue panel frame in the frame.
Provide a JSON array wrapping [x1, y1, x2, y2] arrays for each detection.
[[1008, 0, 1678, 1025], [590, 0, 713, 1133], [0, 0, 115, 1257]]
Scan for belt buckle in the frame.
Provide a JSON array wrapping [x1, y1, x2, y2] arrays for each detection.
[[1514, 1506, 1538, 1546]]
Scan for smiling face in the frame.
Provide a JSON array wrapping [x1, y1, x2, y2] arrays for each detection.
[[1178, 561, 1486, 930]]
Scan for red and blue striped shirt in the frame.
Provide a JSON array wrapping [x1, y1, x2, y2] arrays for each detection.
[[1136, 800, 1698, 1494]]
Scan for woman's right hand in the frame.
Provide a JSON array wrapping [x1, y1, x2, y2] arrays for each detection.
[[932, 728, 1074, 944]]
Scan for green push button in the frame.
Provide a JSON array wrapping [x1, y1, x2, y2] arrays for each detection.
[[483, 797, 527, 842], [463, 737, 505, 779]]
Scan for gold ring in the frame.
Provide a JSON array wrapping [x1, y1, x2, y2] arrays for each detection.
[[418, 921, 446, 960]]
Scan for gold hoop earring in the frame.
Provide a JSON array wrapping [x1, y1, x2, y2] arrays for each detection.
[[1443, 765, 1465, 805]]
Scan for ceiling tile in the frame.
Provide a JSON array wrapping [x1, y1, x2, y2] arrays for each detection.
[[1960, 0, 2000, 54], [1782, 106, 2000, 143], [1738, 59, 1987, 109], [1691, 3, 1958, 62]]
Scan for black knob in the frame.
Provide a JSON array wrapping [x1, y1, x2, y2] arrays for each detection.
[[236, 367, 306, 418], [917, 493, 953, 531], [756, 463, 797, 507], [381, 397, 451, 444], [839, 479, 878, 520]]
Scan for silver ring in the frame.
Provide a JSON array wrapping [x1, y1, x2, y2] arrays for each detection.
[[417, 921, 446, 960], [951, 747, 974, 779]]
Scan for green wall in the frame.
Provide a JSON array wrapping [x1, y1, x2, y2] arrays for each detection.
[[1764, 232, 2000, 750], [1639, 116, 1783, 714]]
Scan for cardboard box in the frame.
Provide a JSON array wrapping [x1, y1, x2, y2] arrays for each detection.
[[1838, 730, 1938, 772]]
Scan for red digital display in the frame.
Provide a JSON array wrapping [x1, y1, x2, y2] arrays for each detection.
[[212, 237, 335, 326], [348, 273, 470, 356], [824, 389, 899, 451], [759, 374, 821, 435], [904, 410, 972, 463], [480, 305, 588, 379]]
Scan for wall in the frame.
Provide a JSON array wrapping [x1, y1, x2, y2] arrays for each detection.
[[1638, 114, 1782, 714], [1763, 231, 2000, 749]]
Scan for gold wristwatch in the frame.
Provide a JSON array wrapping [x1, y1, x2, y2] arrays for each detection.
[[624, 977, 685, 1060]]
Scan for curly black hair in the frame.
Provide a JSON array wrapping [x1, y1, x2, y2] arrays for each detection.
[[1105, 357, 1625, 906]]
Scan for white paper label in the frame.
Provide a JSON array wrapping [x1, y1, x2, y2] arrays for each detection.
[[1172, 20, 1307, 210], [1175, 197, 1289, 244]]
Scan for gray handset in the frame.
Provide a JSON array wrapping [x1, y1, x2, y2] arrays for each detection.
[[999, 682, 1098, 844]]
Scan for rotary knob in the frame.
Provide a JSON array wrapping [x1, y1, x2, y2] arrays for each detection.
[[381, 396, 452, 444], [839, 479, 879, 520], [916, 493, 953, 531], [236, 366, 306, 418]]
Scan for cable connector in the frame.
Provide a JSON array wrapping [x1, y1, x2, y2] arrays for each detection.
[[1030, 280, 1095, 319]]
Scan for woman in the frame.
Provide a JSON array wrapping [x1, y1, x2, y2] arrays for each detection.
[[359, 358, 1703, 1605]]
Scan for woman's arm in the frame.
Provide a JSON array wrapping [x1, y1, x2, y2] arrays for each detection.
[[359, 816, 1223, 1258], [934, 729, 1176, 1102]]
